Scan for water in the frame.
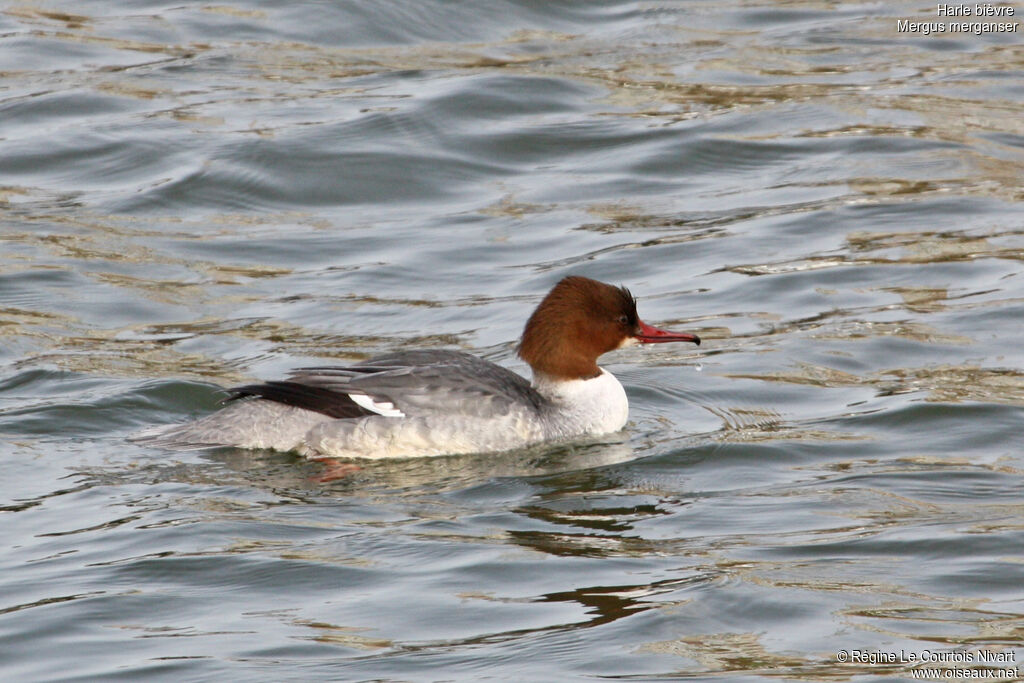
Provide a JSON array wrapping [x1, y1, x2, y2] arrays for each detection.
[[2, 1, 1023, 680]]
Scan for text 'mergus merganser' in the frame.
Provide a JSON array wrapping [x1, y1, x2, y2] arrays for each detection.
[[137, 276, 701, 458]]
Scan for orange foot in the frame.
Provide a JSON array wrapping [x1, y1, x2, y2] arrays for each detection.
[[310, 457, 361, 482]]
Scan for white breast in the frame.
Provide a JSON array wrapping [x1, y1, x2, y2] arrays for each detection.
[[532, 368, 630, 439]]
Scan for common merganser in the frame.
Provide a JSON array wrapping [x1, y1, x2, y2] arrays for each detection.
[[136, 276, 701, 459]]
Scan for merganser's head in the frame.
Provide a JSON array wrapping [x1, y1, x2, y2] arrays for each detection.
[[517, 275, 700, 380]]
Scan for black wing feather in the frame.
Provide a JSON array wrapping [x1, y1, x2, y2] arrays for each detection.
[[227, 381, 375, 419], [225, 350, 546, 420]]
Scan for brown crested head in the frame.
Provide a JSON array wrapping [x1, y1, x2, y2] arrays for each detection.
[[517, 276, 643, 380], [518, 275, 702, 380]]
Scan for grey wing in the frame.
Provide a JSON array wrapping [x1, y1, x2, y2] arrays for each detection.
[[353, 362, 544, 418], [236, 350, 545, 420]]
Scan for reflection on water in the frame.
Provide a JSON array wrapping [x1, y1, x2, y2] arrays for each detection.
[[207, 436, 638, 495], [724, 228, 1024, 277], [729, 362, 1024, 405]]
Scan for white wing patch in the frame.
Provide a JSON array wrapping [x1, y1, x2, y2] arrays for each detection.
[[350, 393, 406, 418]]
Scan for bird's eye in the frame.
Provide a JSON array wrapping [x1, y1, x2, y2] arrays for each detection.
[[617, 315, 629, 325]]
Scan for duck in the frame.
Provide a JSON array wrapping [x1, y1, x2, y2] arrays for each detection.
[[135, 276, 700, 459]]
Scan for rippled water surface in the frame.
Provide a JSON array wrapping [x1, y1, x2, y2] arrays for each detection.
[[2, 1, 1024, 680]]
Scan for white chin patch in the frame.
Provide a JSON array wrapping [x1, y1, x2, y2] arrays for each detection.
[[617, 336, 640, 349], [350, 393, 406, 417]]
